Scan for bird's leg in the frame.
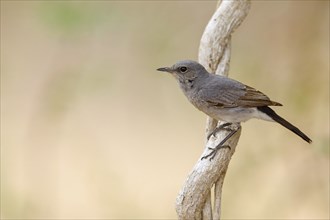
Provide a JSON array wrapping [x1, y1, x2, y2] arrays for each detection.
[[202, 126, 239, 161], [207, 122, 232, 140]]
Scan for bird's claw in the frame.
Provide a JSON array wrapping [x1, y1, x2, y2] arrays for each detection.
[[207, 123, 232, 140], [201, 145, 231, 161], [202, 125, 240, 161]]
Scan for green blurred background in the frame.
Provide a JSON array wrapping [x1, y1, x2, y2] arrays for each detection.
[[1, 1, 329, 219]]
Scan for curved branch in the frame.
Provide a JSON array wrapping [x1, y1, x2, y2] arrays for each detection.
[[176, 124, 241, 219], [175, 1, 251, 219], [199, 0, 251, 75]]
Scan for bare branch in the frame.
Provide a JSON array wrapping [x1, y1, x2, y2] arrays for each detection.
[[199, 0, 251, 75], [175, 1, 251, 219], [202, 193, 213, 219], [176, 124, 241, 219]]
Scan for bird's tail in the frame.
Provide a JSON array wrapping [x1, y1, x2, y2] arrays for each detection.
[[257, 106, 312, 143]]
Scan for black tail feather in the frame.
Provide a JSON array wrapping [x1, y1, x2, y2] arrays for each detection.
[[257, 106, 312, 143]]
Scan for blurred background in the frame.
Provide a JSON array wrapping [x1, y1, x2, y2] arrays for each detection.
[[1, 1, 329, 219]]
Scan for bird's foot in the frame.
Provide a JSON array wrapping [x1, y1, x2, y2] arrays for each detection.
[[207, 122, 232, 140], [202, 125, 240, 161], [201, 145, 231, 161]]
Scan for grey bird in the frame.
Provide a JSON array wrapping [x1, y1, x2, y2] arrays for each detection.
[[157, 60, 312, 159]]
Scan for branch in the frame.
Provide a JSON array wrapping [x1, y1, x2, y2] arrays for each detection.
[[175, 1, 251, 219], [199, 0, 251, 75], [176, 124, 241, 219]]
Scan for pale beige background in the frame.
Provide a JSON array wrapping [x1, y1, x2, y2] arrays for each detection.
[[1, 1, 329, 219]]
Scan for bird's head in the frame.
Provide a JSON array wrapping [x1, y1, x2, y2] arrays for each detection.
[[157, 60, 207, 82]]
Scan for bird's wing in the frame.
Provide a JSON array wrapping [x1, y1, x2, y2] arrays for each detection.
[[198, 76, 282, 108], [237, 85, 282, 107]]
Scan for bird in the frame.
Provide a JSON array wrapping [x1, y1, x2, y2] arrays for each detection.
[[157, 60, 312, 159]]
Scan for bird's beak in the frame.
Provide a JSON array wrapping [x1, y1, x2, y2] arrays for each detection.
[[157, 67, 172, 73]]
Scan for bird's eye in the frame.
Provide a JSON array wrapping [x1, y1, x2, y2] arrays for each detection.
[[179, 66, 188, 73]]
